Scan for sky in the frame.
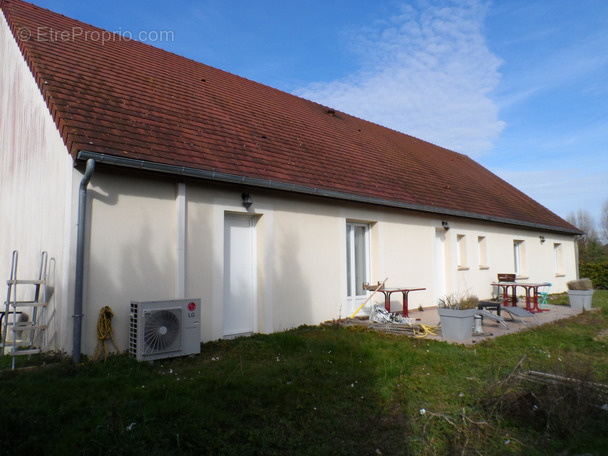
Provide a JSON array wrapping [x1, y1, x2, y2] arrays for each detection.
[[25, 0, 608, 231]]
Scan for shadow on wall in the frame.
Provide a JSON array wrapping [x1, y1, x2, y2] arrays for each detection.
[[82, 177, 360, 355], [41, 257, 56, 349], [274, 227, 314, 332], [83, 178, 183, 356]]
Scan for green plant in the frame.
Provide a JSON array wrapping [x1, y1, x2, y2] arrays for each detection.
[[580, 262, 608, 290], [567, 278, 593, 290], [547, 292, 570, 306], [0, 291, 606, 455], [437, 293, 479, 310]]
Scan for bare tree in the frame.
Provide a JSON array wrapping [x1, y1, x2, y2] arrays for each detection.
[[601, 200, 608, 244], [566, 209, 598, 244], [567, 209, 608, 263]]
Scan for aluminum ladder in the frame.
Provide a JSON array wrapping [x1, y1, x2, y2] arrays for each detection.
[[1, 251, 48, 368]]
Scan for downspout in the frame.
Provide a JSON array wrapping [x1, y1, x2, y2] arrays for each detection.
[[73, 159, 95, 363], [176, 181, 186, 298]]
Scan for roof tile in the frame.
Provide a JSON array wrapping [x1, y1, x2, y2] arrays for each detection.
[[1, 0, 580, 233]]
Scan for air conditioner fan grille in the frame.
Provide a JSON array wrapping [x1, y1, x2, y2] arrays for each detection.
[[143, 309, 181, 354]]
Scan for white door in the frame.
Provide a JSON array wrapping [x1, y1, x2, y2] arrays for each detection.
[[224, 214, 256, 337], [434, 228, 447, 305], [346, 222, 370, 315]]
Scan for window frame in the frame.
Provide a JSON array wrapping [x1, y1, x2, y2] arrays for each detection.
[[457, 234, 468, 270], [478, 235, 488, 269], [346, 222, 371, 299], [513, 239, 526, 277], [554, 242, 564, 276]]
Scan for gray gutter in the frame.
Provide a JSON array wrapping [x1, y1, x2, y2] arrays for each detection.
[[77, 151, 582, 236], [73, 158, 95, 364]]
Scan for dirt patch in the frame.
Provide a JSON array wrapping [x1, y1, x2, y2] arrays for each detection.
[[593, 329, 608, 343]]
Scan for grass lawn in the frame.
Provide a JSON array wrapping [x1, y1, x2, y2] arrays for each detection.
[[1, 291, 608, 455]]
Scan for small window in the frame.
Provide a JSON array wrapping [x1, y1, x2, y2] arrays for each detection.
[[513, 240, 525, 276], [554, 243, 563, 275], [478, 236, 488, 269], [457, 234, 467, 269]]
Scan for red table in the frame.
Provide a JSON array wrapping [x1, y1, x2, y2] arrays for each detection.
[[377, 287, 426, 317], [491, 282, 550, 313]]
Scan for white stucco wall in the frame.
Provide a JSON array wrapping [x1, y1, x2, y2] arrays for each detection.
[[439, 218, 576, 301], [0, 14, 75, 351], [79, 173, 178, 354], [78, 170, 579, 354]]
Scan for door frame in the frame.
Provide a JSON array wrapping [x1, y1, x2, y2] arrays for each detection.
[[223, 213, 257, 337]]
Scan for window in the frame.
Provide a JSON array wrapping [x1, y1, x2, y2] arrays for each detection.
[[457, 234, 467, 269], [478, 236, 488, 269], [554, 243, 563, 275], [346, 222, 370, 299], [513, 240, 525, 276]]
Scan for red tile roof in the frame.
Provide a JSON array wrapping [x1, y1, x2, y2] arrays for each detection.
[[1, 0, 580, 234]]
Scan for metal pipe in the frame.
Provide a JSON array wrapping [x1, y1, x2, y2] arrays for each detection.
[[73, 158, 95, 363], [175, 182, 186, 298]]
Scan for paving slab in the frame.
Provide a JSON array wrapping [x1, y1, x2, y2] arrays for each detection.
[[345, 304, 591, 345]]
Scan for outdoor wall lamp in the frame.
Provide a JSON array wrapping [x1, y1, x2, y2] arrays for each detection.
[[242, 192, 253, 209], [441, 221, 450, 231], [539, 235, 545, 244]]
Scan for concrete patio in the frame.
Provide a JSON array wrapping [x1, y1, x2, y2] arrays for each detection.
[[346, 303, 590, 345]]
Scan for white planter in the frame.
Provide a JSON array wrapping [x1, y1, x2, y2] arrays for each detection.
[[568, 289, 594, 310], [438, 308, 477, 341]]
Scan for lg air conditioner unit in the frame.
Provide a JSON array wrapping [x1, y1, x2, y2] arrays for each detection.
[[129, 299, 201, 361]]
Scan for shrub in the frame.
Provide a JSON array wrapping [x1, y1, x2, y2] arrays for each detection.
[[437, 293, 479, 309], [567, 278, 593, 290], [579, 262, 608, 290]]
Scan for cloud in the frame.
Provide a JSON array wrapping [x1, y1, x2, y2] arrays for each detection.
[[496, 28, 608, 112], [490, 166, 608, 224], [293, 0, 504, 157]]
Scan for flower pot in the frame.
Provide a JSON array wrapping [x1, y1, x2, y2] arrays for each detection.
[[568, 289, 594, 310], [438, 308, 477, 341]]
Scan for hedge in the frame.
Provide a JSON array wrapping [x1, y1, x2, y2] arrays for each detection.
[[579, 262, 608, 290]]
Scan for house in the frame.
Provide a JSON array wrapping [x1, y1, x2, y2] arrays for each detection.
[[0, 0, 582, 358]]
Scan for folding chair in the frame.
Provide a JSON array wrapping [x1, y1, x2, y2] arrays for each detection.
[[500, 306, 539, 326], [537, 283, 551, 309], [476, 309, 509, 329]]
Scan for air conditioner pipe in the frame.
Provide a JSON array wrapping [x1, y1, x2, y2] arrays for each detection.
[[73, 158, 95, 364]]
